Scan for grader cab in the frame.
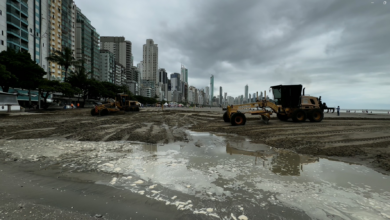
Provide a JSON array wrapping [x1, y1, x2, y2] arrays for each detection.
[[224, 84, 325, 126]]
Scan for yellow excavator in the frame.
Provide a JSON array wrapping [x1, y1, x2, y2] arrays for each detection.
[[224, 84, 325, 125], [91, 94, 140, 116]]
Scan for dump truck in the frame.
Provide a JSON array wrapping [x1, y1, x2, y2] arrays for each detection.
[[91, 94, 140, 116], [224, 84, 326, 125]]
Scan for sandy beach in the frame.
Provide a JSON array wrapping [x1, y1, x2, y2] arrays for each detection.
[[1, 108, 390, 219]]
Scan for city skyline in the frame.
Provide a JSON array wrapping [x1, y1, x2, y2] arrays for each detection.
[[74, 0, 390, 108]]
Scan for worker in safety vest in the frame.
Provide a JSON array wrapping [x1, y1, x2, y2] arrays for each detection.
[[70, 103, 74, 109], [77, 103, 80, 108]]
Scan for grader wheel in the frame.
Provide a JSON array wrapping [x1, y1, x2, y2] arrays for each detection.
[[99, 109, 108, 116], [231, 112, 246, 126], [292, 110, 307, 122], [223, 111, 230, 122], [90, 108, 97, 116], [308, 109, 324, 122]]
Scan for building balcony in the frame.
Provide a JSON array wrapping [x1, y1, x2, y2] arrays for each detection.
[[20, 16, 28, 25], [20, 31, 28, 41], [7, 0, 20, 10], [7, 17, 20, 29], [20, 6, 28, 16], [7, 28, 20, 37], [21, 40, 28, 50], [20, 0, 28, 8], [7, 38, 20, 45]]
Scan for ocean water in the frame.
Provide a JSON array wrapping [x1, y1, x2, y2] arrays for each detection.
[[339, 109, 390, 114]]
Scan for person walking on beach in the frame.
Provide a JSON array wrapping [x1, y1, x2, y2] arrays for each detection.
[[337, 106, 340, 116]]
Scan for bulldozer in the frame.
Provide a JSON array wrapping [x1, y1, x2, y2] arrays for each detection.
[[91, 94, 140, 116], [224, 84, 326, 125]]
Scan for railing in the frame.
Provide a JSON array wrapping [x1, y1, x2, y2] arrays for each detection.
[[20, 5, 28, 15], [7, 14, 20, 27], [21, 41, 28, 49], [7, 0, 20, 10], [20, 16, 28, 24], [21, 31, 28, 40], [7, 28, 20, 37], [20, 0, 28, 8], [7, 38, 20, 44]]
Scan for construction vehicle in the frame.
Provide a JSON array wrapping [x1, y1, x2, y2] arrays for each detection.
[[223, 84, 326, 125], [91, 94, 140, 116]]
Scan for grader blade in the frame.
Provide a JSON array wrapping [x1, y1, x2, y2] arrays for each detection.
[[261, 115, 270, 124]]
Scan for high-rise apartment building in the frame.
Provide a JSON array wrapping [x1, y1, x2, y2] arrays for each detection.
[[205, 86, 209, 105], [245, 84, 248, 102], [210, 75, 214, 105], [0, 1, 7, 52], [114, 62, 125, 86], [75, 7, 100, 79], [219, 86, 222, 105], [158, 68, 168, 84], [100, 36, 133, 84], [27, 0, 49, 78], [99, 49, 115, 83], [48, 0, 64, 80], [142, 39, 158, 82], [2, 0, 29, 53], [180, 65, 188, 83], [170, 73, 180, 91]]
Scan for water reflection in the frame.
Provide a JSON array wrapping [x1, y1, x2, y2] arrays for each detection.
[[226, 143, 319, 176]]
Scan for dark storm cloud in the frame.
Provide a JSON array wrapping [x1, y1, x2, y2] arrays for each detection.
[[76, 0, 390, 108]]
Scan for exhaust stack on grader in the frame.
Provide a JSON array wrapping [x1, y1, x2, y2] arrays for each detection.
[[223, 84, 326, 125]]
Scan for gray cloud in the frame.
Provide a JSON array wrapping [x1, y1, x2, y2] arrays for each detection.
[[75, 0, 390, 109]]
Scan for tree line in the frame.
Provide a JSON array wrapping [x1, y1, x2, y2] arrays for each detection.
[[0, 47, 159, 109]]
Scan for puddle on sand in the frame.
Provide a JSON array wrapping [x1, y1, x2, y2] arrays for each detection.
[[94, 131, 390, 220], [1, 131, 390, 219]]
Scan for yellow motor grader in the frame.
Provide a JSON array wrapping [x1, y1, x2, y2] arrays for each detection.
[[224, 84, 325, 125], [91, 94, 140, 116]]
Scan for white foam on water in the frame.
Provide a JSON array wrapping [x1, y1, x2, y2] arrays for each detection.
[[231, 213, 237, 220], [238, 215, 248, 220], [206, 208, 213, 212], [3, 137, 390, 220], [109, 177, 117, 185], [209, 213, 220, 218]]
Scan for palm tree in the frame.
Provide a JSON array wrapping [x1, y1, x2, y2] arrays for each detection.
[[46, 47, 79, 81], [67, 67, 93, 103]]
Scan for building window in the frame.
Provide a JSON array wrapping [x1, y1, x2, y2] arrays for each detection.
[[43, 43, 44, 47], [1, 40, 4, 45], [1, 30, 3, 35]]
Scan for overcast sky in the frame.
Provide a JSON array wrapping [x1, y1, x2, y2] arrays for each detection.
[[76, 0, 390, 109]]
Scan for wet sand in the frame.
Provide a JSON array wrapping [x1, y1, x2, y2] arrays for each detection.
[[1, 108, 390, 219]]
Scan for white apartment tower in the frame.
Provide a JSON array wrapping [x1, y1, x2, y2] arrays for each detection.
[[28, 0, 50, 77], [0, 1, 6, 52], [142, 39, 158, 82], [100, 36, 133, 81]]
